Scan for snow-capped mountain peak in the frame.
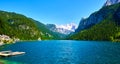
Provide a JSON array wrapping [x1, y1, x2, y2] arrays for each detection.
[[56, 23, 77, 32], [46, 23, 78, 35], [104, 0, 120, 6]]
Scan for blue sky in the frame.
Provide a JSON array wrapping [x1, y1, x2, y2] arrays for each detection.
[[0, 0, 106, 25]]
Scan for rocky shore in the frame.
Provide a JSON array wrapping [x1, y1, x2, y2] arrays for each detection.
[[0, 35, 20, 46]]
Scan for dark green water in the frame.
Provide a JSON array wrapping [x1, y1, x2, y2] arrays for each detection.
[[0, 40, 120, 64]]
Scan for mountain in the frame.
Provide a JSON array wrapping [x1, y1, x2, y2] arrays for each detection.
[[75, 9, 107, 32], [104, 0, 120, 6], [69, 2, 120, 41], [75, 0, 120, 33], [34, 21, 63, 39], [0, 10, 60, 40], [46, 23, 77, 35]]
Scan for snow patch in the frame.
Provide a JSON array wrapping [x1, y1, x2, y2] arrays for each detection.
[[56, 23, 78, 32]]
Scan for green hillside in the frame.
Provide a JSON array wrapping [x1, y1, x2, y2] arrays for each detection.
[[34, 20, 64, 40], [0, 10, 59, 40], [68, 3, 120, 42]]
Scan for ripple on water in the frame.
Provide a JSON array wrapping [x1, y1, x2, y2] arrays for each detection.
[[0, 40, 120, 64]]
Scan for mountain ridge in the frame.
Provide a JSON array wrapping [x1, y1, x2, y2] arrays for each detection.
[[0, 10, 61, 41], [69, 2, 120, 41], [75, 0, 120, 33], [47, 23, 77, 35]]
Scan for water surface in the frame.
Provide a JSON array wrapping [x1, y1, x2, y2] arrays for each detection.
[[0, 40, 120, 64]]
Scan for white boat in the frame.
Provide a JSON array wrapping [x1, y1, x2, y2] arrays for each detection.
[[0, 51, 25, 57]]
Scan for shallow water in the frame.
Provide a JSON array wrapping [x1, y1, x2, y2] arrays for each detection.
[[0, 40, 120, 64]]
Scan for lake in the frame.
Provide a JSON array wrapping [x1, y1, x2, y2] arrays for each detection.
[[0, 40, 120, 64]]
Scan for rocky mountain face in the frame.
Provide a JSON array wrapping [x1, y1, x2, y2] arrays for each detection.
[[69, 2, 120, 41], [104, 0, 120, 6], [75, 0, 120, 33], [46, 23, 77, 35], [75, 7, 113, 32]]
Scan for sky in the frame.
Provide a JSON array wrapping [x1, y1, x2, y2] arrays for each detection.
[[0, 0, 106, 26]]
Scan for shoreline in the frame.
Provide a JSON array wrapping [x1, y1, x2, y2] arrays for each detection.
[[0, 39, 42, 46], [1, 40, 119, 46], [0, 43, 4, 46]]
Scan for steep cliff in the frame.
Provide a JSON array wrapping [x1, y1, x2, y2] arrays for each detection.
[[69, 3, 120, 41]]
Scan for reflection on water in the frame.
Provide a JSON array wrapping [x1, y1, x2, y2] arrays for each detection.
[[56, 42, 73, 64], [0, 45, 8, 51], [0, 59, 24, 64], [0, 40, 120, 64]]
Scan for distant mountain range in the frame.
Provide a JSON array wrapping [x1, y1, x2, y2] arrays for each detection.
[[46, 23, 77, 35], [68, 0, 120, 42], [0, 10, 77, 41]]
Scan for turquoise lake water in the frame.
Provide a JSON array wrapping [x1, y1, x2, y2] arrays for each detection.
[[0, 40, 120, 64]]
